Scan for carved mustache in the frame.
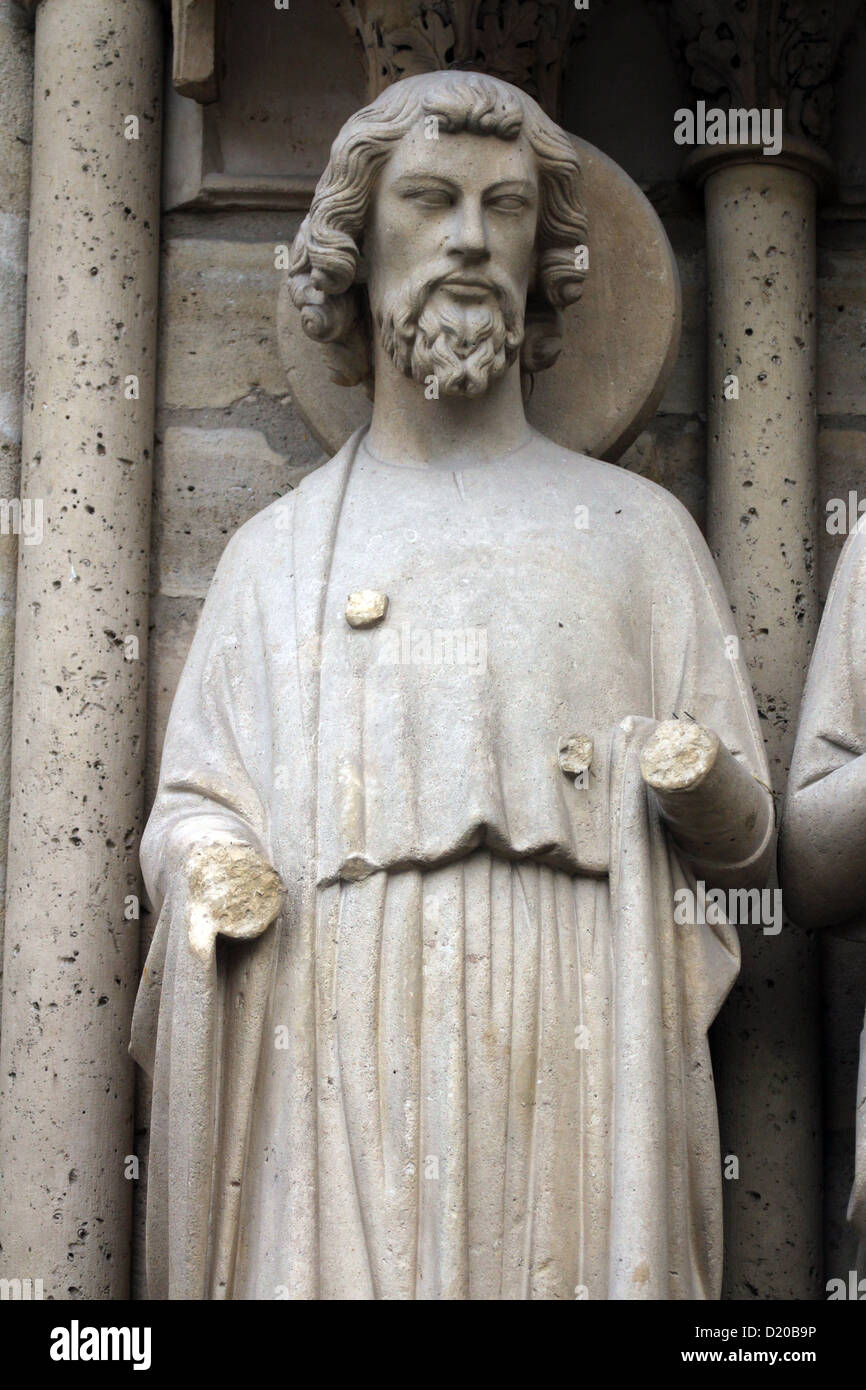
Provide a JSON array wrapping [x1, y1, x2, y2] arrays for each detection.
[[383, 264, 523, 339], [438, 271, 500, 291]]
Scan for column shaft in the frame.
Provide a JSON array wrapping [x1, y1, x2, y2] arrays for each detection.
[[0, 0, 34, 1027], [0, 0, 161, 1297], [702, 153, 824, 1299]]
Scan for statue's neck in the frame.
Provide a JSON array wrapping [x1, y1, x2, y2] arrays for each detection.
[[365, 345, 532, 471]]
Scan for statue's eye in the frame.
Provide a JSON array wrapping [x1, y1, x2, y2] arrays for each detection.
[[488, 194, 527, 213], [404, 187, 452, 209]]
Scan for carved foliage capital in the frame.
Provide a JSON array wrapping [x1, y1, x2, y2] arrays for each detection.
[[655, 0, 865, 145], [337, 0, 584, 117]]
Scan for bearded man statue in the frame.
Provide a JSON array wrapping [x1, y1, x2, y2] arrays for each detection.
[[131, 70, 774, 1301]]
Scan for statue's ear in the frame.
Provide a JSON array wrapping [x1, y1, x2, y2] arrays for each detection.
[[355, 242, 369, 285]]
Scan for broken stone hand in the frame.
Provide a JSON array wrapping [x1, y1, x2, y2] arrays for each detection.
[[184, 840, 284, 957]]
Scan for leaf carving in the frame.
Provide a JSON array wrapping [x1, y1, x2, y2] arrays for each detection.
[[386, 11, 456, 79]]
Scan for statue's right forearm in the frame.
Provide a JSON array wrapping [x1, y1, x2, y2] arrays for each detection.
[[184, 841, 284, 958]]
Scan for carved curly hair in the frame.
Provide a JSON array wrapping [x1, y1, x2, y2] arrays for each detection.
[[287, 71, 588, 392]]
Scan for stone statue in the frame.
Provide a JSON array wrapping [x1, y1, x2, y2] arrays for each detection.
[[781, 519, 866, 1248], [131, 71, 774, 1300]]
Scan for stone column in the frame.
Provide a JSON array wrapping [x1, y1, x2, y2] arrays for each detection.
[[0, 1, 34, 1027], [0, 0, 161, 1298], [686, 139, 833, 1299]]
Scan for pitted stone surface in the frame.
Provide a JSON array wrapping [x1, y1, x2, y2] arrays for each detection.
[[0, 0, 163, 1300]]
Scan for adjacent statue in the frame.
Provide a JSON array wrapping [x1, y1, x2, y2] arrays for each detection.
[[781, 519, 866, 1249], [131, 71, 774, 1300]]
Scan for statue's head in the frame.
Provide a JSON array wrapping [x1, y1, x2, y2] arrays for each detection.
[[287, 71, 587, 399]]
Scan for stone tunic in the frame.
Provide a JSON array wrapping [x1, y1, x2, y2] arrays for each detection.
[[132, 428, 773, 1300]]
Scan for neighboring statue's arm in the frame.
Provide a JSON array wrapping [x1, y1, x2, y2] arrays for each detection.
[[779, 525, 866, 930], [641, 719, 774, 892], [780, 753, 866, 930]]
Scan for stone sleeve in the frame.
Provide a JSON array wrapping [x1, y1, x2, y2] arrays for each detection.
[[139, 525, 275, 915], [781, 521, 866, 929], [645, 485, 776, 891]]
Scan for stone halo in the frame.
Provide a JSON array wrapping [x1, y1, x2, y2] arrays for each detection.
[[276, 132, 681, 464]]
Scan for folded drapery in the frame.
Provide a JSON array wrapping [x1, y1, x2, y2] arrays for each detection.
[[131, 714, 739, 1299], [132, 427, 769, 1298]]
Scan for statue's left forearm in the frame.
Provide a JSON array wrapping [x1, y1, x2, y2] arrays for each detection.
[[641, 720, 775, 890]]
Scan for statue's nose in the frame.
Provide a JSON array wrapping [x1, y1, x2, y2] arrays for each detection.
[[449, 200, 489, 260]]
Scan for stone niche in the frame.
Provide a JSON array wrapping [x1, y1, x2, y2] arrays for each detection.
[[147, 0, 866, 1301], [164, 0, 367, 210]]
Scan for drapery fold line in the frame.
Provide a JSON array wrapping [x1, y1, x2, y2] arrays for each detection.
[[130, 871, 282, 1299], [608, 715, 739, 1298], [608, 715, 669, 1297]]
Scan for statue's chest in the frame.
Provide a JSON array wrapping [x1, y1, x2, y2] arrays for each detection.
[[303, 453, 661, 881], [327, 457, 643, 693]]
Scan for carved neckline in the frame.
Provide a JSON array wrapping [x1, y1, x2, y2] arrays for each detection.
[[357, 426, 539, 472]]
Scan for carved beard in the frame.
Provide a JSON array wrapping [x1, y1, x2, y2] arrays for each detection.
[[376, 271, 525, 397]]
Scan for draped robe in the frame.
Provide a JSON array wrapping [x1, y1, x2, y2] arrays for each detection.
[[784, 520, 866, 1243], [131, 427, 773, 1300]]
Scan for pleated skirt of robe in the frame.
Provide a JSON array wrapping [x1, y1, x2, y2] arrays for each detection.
[[230, 849, 616, 1300]]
